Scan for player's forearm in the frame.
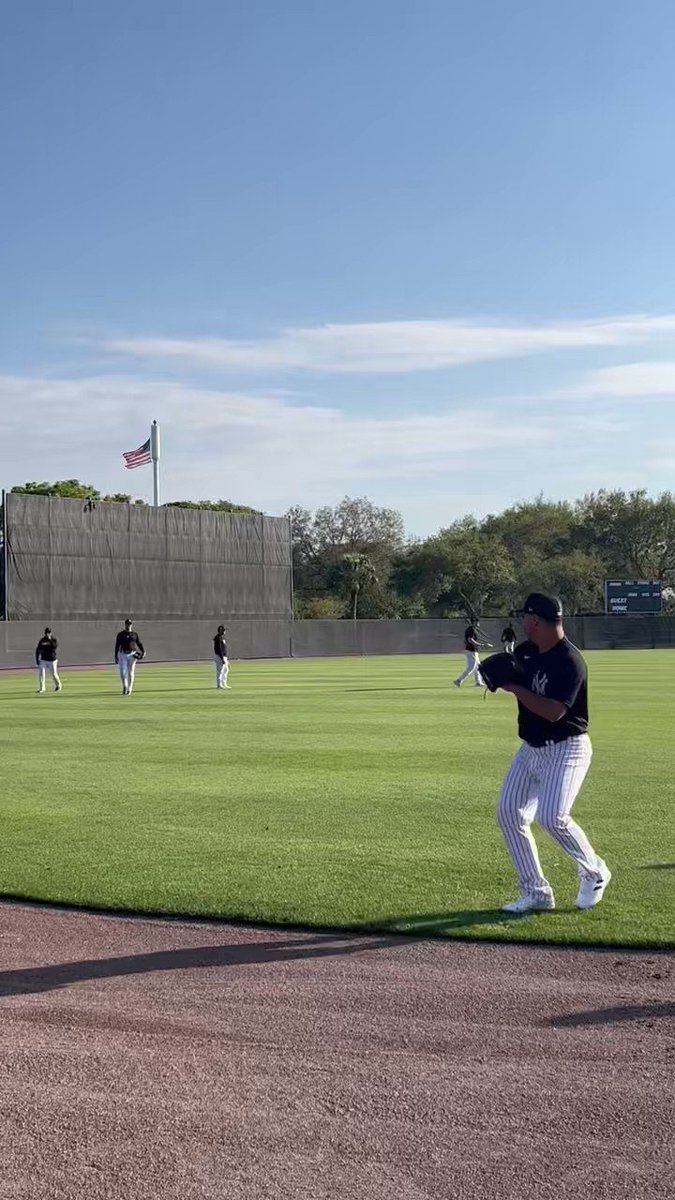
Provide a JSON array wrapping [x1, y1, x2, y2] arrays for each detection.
[[505, 684, 566, 722]]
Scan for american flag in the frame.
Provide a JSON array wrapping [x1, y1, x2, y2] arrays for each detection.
[[123, 438, 152, 469]]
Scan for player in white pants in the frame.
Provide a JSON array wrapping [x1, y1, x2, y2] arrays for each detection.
[[495, 593, 610, 913], [114, 619, 145, 695], [213, 625, 230, 689], [500, 623, 517, 655], [35, 628, 61, 692], [118, 652, 138, 694], [454, 621, 492, 688]]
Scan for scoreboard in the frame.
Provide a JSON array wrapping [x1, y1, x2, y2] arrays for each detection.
[[604, 580, 662, 614]]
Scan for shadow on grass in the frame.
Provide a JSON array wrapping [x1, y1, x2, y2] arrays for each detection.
[[361, 908, 539, 935], [638, 863, 675, 870], [549, 1002, 675, 1027]]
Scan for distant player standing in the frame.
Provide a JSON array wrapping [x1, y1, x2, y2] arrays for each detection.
[[496, 593, 610, 913], [35, 627, 61, 693], [114, 618, 145, 696], [501, 622, 517, 654], [454, 621, 492, 688], [213, 625, 230, 689]]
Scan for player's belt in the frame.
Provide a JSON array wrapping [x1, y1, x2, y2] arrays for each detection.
[[525, 732, 588, 749]]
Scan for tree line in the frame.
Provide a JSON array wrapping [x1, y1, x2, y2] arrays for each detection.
[[287, 492, 675, 618], [9, 480, 258, 514], [8, 480, 675, 618]]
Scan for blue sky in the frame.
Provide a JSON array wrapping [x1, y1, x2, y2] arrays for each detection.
[[2, 0, 675, 535]]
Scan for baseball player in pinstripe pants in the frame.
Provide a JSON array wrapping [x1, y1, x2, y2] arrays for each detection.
[[496, 593, 611, 914]]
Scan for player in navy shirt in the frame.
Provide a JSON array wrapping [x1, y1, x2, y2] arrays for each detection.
[[454, 622, 493, 689], [213, 625, 230, 689], [114, 618, 145, 695], [494, 593, 610, 914], [35, 627, 61, 693], [500, 623, 517, 654]]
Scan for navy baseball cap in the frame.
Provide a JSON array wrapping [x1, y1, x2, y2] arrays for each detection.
[[513, 592, 563, 622]]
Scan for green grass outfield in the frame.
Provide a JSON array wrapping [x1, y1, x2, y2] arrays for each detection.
[[0, 652, 672, 949]]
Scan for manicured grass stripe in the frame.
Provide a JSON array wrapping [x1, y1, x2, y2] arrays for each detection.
[[0, 652, 672, 947]]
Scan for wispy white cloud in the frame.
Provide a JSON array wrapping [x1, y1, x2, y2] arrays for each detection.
[[99, 314, 675, 375], [584, 360, 675, 398], [0, 370, 662, 532], [0, 373, 550, 487]]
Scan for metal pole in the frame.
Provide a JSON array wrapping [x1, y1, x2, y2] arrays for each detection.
[[151, 420, 160, 507], [288, 515, 294, 657], [1, 489, 7, 621]]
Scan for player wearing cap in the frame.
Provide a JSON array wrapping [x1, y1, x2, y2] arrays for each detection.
[[35, 627, 61, 693], [213, 625, 230, 689], [454, 621, 492, 688], [496, 592, 610, 913], [114, 618, 145, 696], [500, 623, 517, 654]]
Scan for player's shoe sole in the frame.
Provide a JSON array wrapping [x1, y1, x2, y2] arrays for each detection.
[[576, 865, 611, 909], [501, 895, 556, 914]]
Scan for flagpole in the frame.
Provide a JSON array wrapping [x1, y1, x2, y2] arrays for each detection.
[[151, 420, 160, 507]]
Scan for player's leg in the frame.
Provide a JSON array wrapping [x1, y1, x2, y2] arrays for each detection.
[[222, 656, 230, 688], [472, 651, 482, 686], [455, 651, 476, 686], [536, 738, 609, 903], [127, 654, 137, 694], [497, 746, 554, 906], [50, 660, 61, 691], [214, 656, 222, 687], [118, 656, 128, 694], [37, 659, 45, 692]]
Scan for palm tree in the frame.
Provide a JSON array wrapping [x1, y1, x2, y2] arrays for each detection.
[[339, 553, 378, 621]]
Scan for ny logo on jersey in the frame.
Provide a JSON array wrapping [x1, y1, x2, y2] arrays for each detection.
[[531, 671, 548, 696]]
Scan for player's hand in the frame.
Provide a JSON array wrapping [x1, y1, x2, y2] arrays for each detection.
[[501, 682, 523, 696]]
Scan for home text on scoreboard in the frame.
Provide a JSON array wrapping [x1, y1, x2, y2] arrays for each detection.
[[604, 580, 662, 614]]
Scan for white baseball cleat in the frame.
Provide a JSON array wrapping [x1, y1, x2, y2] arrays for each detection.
[[576, 863, 611, 909], [501, 894, 555, 914]]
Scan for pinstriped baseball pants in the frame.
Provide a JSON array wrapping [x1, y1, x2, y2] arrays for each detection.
[[497, 735, 601, 900]]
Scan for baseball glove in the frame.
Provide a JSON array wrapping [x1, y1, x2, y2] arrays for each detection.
[[477, 652, 526, 693]]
